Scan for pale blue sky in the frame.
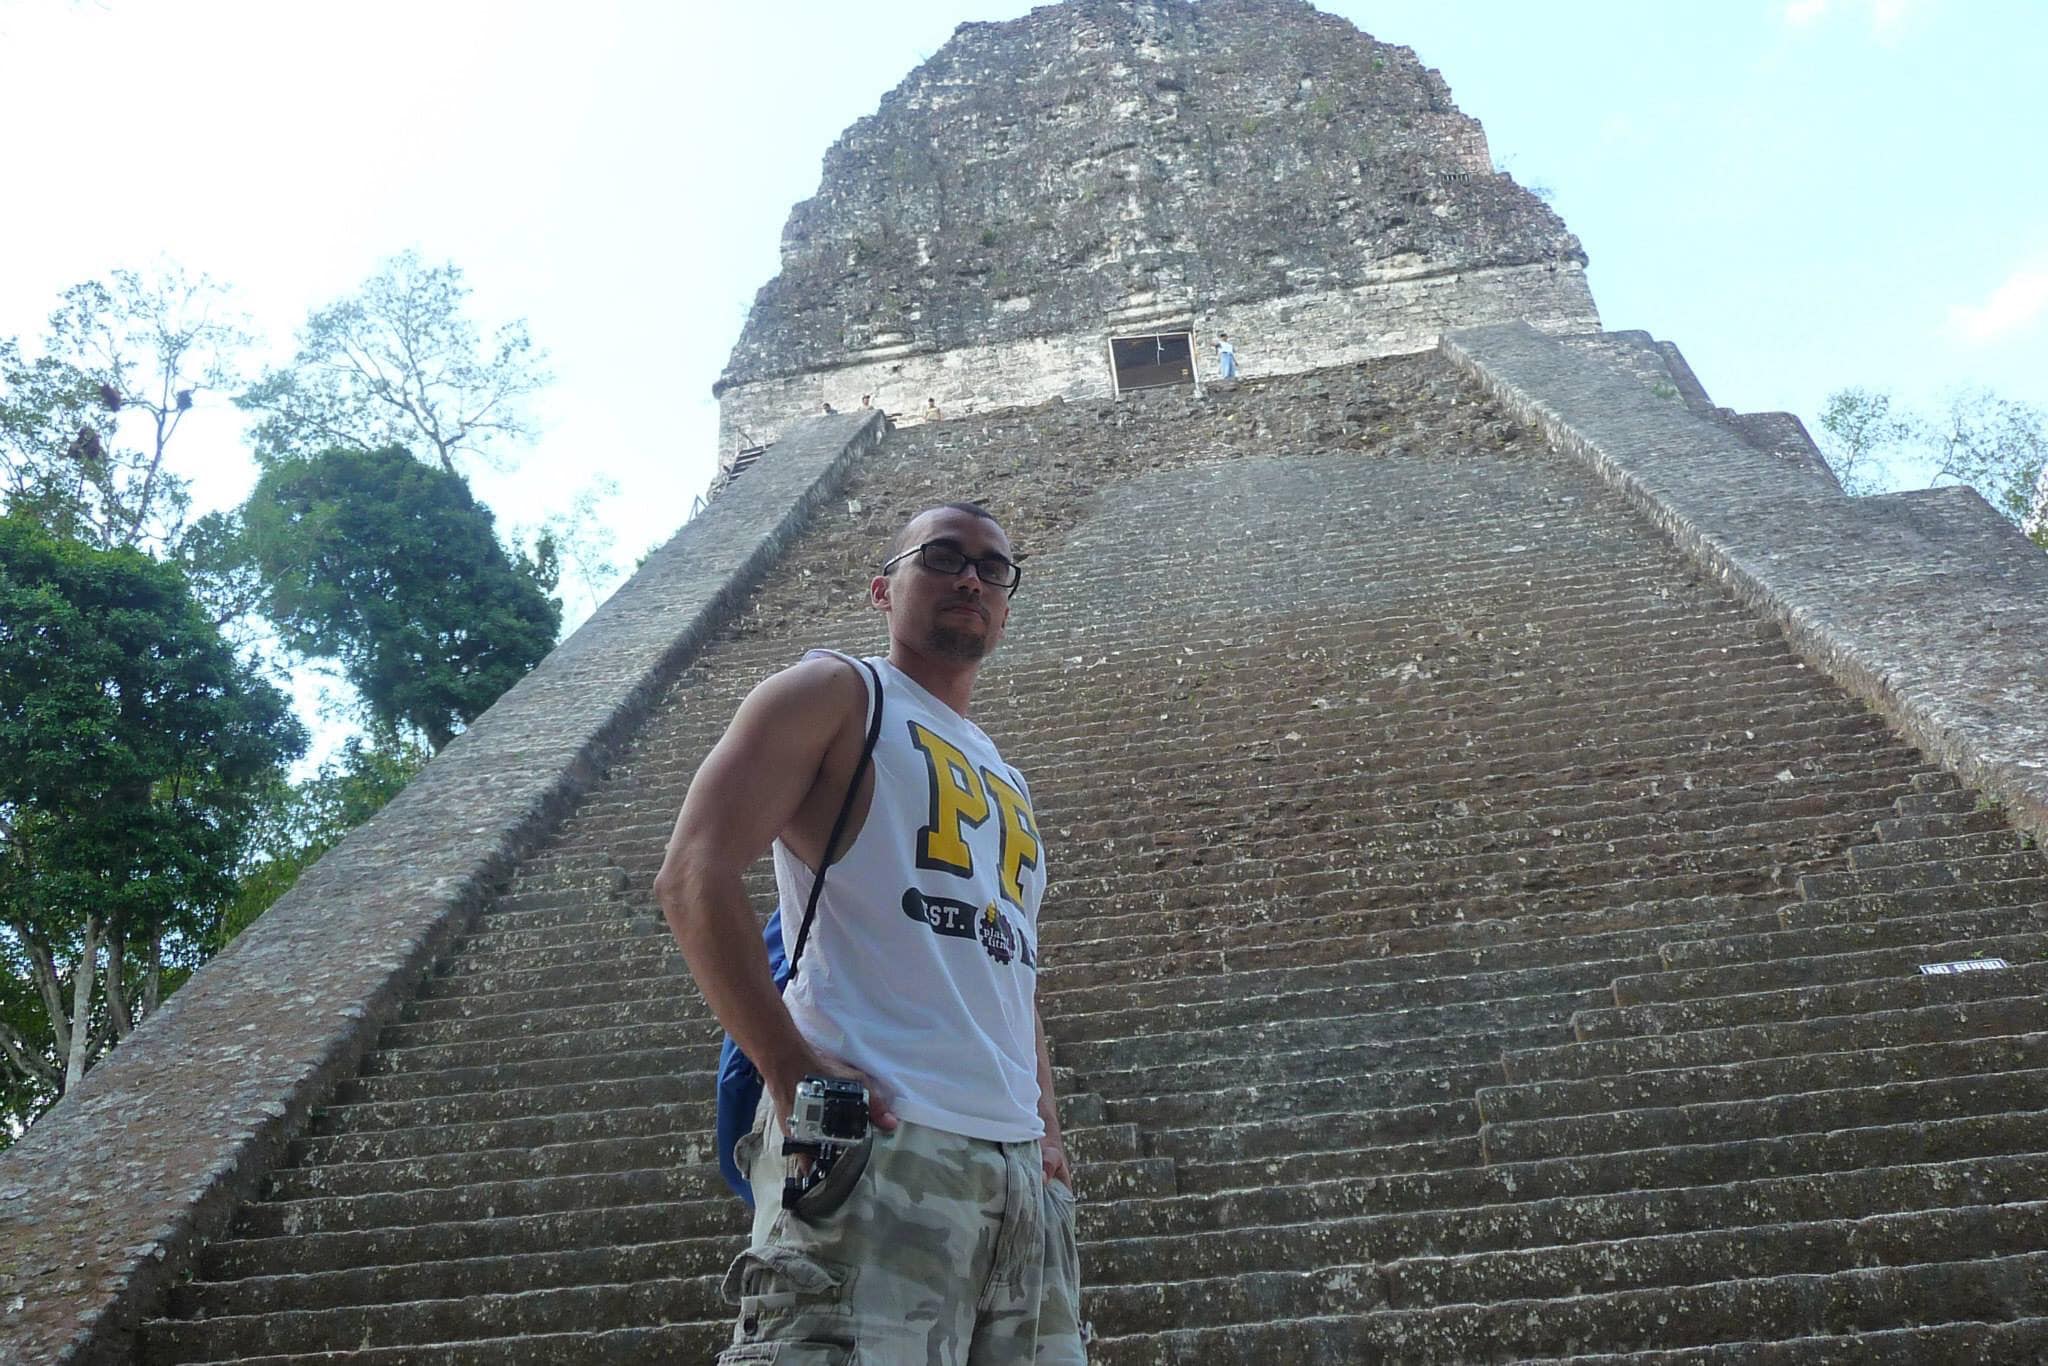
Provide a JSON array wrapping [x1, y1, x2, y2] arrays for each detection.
[[2, 1, 2042, 660]]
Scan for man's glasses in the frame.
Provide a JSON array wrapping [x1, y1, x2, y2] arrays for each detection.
[[882, 541, 1022, 593]]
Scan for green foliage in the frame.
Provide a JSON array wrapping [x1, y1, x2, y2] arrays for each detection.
[[237, 251, 550, 476], [0, 512, 303, 1138], [1817, 386, 2047, 541], [1816, 387, 1914, 496], [217, 735, 431, 947], [240, 445, 562, 749], [1, 267, 249, 557]]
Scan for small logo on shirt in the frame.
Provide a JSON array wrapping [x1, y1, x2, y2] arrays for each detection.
[[901, 887, 1036, 968]]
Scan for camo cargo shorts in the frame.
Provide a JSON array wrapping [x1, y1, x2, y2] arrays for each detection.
[[721, 1101, 1086, 1363]]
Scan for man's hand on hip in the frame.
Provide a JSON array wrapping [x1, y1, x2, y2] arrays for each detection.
[[1040, 1137, 1072, 1188]]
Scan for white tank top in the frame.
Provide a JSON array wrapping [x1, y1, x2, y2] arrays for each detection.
[[774, 652, 1048, 1142]]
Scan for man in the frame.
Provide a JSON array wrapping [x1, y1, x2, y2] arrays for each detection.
[[656, 502, 1084, 1363]]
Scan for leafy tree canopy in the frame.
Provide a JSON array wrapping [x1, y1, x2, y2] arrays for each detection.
[[1817, 386, 2048, 550], [237, 251, 549, 477], [0, 512, 304, 1136], [241, 445, 561, 749], [0, 267, 249, 556]]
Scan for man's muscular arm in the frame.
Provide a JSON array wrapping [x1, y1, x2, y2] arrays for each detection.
[[653, 658, 898, 1133]]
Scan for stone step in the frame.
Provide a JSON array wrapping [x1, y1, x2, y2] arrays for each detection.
[[365, 1021, 718, 1079], [268, 1141, 717, 1204], [1109, 1060, 1498, 1130], [335, 1048, 708, 1107], [397, 967, 695, 1028], [292, 1101, 706, 1169], [144, 1323, 732, 1366], [1082, 1154, 2048, 1286], [1779, 881, 2048, 928], [1893, 789, 1988, 817], [167, 1251, 723, 1331], [1054, 977, 1604, 1051], [1036, 803, 1871, 912], [1797, 854, 2048, 902], [1848, 829, 2024, 869], [1575, 959, 2048, 1042], [409, 948, 691, 1005], [1613, 931, 2048, 1008], [311, 1073, 703, 1137], [1382, 1200, 2048, 1309], [379, 993, 717, 1051], [143, 1279, 722, 1364], [1086, 1252, 2048, 1364], [1476, 1032, 2048, 1125], [1508, 995, 2048, 1084], [1479, 1067, 2048, 1164], [1872, 808, 2016, 844], [1145, 1098, 1480, 1165], [1079, 1027, 1536, 1102], [236, 1167, 716, 1241], [1048, 766, 1913, 857], [1521, 1318, 2048, 1363], [1051, 897, 1780, 984], [1092, 1117, 2048, 1238], [1045, 952, 1648, 1024], [1656, 903, 2048, 971], [1181, 1136, 1487, 1197]]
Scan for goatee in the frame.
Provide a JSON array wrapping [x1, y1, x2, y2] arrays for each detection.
[[927, 625, 989, 661]]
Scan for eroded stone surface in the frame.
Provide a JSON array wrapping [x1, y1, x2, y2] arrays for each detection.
[[716, 0, 1595, 451]]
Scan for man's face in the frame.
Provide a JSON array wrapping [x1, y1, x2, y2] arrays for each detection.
[[872, 508, 1014, 662]]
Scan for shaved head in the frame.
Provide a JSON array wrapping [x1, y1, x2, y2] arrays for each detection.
[[885, 501, 1005, 564]]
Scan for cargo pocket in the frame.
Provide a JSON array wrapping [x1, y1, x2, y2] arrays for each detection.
[[719, 1243, 858, 1361], [787, 1133, 875, 1223], [1046, 1177, 1081, 1296], [1037, 1178, 1087, 1362]]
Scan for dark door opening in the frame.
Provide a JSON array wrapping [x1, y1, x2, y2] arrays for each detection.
[[1110, 331, 1195, 393]]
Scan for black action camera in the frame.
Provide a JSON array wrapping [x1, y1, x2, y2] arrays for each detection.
[[783, 1075, 870, 1210]]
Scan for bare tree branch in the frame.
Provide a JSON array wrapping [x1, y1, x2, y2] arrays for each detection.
[[0, 1017, 59, 1091], [63, 915, 98, 1094]]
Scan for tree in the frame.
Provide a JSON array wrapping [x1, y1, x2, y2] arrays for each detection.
[[1, 266, 250, 556], [218, 734, 431, 949], [1815, 387, 1913, 498], [519, 475, 623, 628], [240, 445, 562, 749], [237, 251, 550, 476], [0, 513, 304, 1139], [1816, 386, 2048, 549]]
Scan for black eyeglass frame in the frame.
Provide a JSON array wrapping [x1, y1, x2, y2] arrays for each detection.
[[881, 540, 1023, 594]]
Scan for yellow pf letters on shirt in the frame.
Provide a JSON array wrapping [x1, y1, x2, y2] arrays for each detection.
[[907, 721, 1040, 907]]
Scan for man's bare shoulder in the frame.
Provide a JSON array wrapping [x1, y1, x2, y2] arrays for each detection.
[[737, 654, 870, 728]]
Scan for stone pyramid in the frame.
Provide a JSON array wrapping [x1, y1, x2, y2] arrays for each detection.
[[5, 3, 2046, 1363]]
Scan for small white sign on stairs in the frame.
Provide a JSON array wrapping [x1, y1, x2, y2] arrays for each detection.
[[1917, 957, 2011, 976]]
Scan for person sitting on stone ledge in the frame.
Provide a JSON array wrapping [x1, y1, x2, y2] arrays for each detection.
[[655, 501, 1083, 1364]]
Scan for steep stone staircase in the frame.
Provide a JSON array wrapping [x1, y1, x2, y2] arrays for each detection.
[[143, 361, 2048, 1361]]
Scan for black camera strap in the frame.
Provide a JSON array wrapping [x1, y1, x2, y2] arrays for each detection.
[[785, 656, 884, 983]]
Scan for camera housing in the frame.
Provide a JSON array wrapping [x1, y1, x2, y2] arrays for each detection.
[[789, 1075, 870, 1146], [783, 1075, 870, 1211]]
